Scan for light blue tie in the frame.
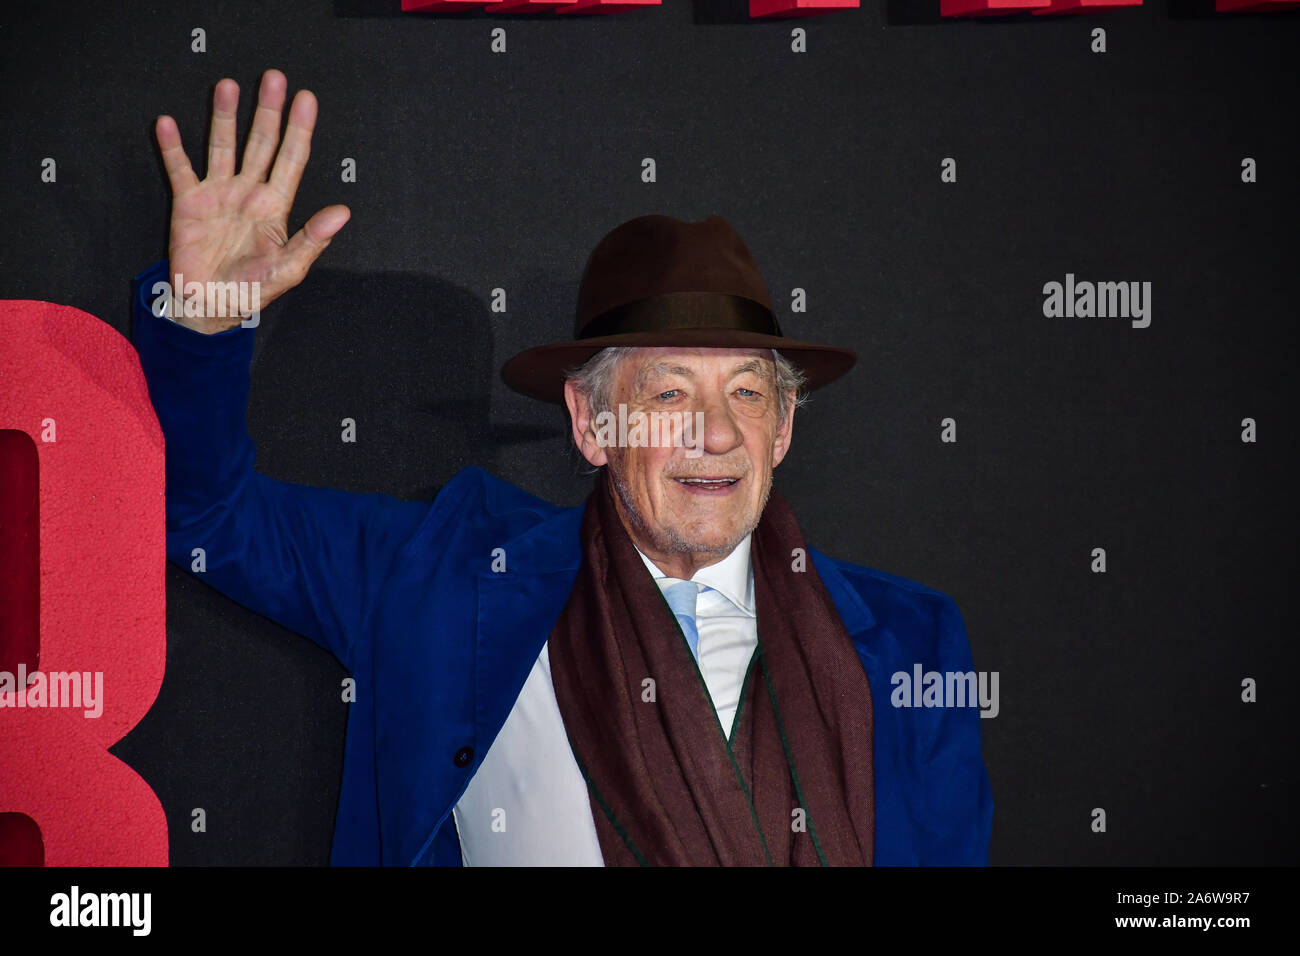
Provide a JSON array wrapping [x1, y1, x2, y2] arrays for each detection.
[[662, 579, 708, 662]]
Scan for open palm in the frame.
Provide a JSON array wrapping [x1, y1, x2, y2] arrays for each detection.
[[154, 69, 349, 333]]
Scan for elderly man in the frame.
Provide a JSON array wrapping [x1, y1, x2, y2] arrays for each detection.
[[132, 70, 993, 866]]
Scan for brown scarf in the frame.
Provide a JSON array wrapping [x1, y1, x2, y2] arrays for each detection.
[[548, 472, 876, 866]]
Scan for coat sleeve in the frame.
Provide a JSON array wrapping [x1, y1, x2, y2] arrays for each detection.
[[130, 259, 434, 671], [918, 595, 995, 865]]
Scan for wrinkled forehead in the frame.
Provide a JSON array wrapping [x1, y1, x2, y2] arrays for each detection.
[[615, 346, 776, 391]]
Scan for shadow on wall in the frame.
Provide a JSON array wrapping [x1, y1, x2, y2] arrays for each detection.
[[247, 267, 548, 503]]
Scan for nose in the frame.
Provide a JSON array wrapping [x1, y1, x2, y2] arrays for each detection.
[[693, 391, 745, 458]]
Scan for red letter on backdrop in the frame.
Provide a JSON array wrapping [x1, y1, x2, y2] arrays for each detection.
[[1032, 0, 1142, 14], [0, 300, 168, 866], [942, 0, 1050, 15]]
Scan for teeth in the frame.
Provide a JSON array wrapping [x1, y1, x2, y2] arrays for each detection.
[[677, 477, 736, 484]]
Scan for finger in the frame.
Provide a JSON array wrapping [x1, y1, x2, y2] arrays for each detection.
[[155, 115, 199, 195], [206, 78, 239, 179], [278, 204, 350, 285], [240, 69, 287, 182], [268, 88, 317, 204]]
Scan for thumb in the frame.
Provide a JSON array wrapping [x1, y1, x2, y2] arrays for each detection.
[[280, 204, 350, 285]]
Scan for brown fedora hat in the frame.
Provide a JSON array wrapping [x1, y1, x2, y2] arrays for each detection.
[[500, 214, 857, 404]]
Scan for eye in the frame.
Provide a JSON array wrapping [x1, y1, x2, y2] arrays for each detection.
[[657, 389, 679, 400], [736, 388, 757, 398]]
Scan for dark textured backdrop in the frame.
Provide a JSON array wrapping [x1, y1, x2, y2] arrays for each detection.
[[1, 0, 1296, 865]]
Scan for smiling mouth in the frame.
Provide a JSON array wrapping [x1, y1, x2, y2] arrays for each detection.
[[673, 476, 741, 491]]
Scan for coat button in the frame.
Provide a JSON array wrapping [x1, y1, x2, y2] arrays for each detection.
[[453, 746, 474, 768]]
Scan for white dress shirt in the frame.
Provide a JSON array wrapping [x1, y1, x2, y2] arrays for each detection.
[[451, 533, 758, 866]]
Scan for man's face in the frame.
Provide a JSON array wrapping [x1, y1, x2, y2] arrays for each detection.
[[565, 347, 795, 575]]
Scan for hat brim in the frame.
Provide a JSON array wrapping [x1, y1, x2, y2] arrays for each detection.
[[501, 329, 857, 405]]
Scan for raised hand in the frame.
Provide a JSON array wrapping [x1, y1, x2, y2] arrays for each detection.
[[153, 69, 349, 333]]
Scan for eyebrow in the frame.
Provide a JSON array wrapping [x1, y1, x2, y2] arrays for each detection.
[[634, 359, 771, 391]]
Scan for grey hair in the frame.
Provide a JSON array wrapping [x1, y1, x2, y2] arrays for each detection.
[[564, 347, 809, 422]]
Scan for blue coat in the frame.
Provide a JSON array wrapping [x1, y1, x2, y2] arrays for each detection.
[[131, 260, 994, 866]]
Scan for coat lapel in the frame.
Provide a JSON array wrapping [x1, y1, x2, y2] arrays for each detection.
[[400, 497, 589, 864], [473, 503, 586, 761], [809, 545, 877, 644]]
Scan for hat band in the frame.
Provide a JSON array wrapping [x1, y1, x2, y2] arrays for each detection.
[[577, 291, 782, 340]]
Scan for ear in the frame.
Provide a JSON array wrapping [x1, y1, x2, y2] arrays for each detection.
[[771, 389, 796, 469], [564, 379, 609, 468]]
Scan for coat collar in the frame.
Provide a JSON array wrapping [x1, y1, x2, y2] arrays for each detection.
[[809, 546, 876, 637], [488, 478, 877, 632], [483, 496, 877, 635]]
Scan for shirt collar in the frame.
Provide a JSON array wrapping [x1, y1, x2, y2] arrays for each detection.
[[634, 533, 756, 616]]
